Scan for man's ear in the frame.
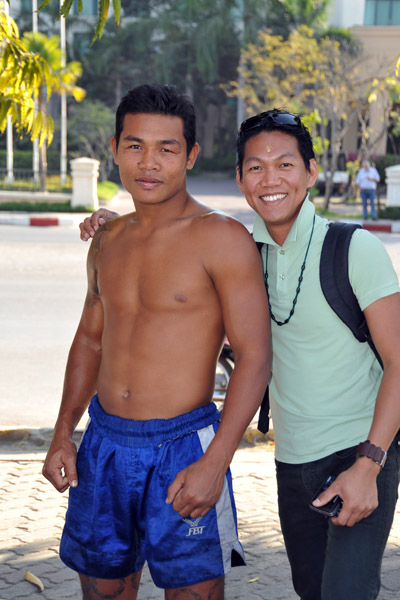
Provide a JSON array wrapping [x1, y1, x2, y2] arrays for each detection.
[[110, 137, 118, 165], [186, 143, 200, 170], [307, 158, 319, 189]]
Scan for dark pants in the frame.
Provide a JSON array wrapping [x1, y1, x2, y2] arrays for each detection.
[[360, 188, 377, 219], [276, 436, 399, 600]]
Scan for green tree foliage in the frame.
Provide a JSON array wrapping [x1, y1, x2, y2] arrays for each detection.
[[265, 0, 330, 36], [68, 1, 242, 164], [21, 31, 85, 189], [68, 100, 115, 180], [360, 75, 400, 158], [0, 9, 84, 149], [0, 8, 53, 143], [154, 0, 239, 92], [11, 0, 398, 181], [38, 0, 122, 41], [228, 26, 372, 207], [72, 17, 157, 109]]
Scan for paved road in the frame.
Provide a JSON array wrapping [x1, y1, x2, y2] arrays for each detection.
[[1, 178, 400, 598], [1, 180, 400, 430]]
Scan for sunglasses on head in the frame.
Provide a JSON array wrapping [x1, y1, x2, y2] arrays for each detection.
[[239, 110, 301, 135]]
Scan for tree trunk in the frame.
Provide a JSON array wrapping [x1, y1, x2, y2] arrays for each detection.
[[323, 175, 334, 210]]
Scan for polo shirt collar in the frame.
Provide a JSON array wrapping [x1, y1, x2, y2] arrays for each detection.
[[252, 194, 315, 248]]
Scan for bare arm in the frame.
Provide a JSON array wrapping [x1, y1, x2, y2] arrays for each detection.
[[314, 292, 400, 526], [42, 232, 106, 492], [167, 222, 271, 517], [79, 208, 119, 241]]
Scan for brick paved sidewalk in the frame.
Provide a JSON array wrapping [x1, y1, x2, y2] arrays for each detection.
[[1, 446, 399, 600]]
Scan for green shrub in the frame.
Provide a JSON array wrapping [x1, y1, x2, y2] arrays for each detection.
[[378, 206, 400, 220], [0, 201, 91, 212], [0, 149, 61, 171], [98, 180, 119, 202], [375, 154, 400, 183]]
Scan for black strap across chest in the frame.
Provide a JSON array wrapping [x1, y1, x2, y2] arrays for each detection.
[[255, 222, 382, 434]]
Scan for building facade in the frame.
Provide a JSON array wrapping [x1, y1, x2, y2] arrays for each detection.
[[329, 0, 400, 156]]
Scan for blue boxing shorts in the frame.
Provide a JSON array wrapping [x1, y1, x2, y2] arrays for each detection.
[[60, 395, 245, 589]]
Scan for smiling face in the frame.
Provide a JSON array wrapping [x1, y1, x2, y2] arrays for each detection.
[[111, 113, 199, 209], [236, 130, 318, 245]]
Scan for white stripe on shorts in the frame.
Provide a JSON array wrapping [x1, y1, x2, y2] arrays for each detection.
[[197, 424, 245, 573]]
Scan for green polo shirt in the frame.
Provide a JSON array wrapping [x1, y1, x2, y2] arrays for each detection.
[[253, 198, 400, 464]]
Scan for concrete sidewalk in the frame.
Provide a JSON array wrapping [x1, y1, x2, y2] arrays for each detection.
[[1, 443, 399, 600]]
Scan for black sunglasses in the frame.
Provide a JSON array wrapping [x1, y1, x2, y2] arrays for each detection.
[[239, 110, 301, 135]]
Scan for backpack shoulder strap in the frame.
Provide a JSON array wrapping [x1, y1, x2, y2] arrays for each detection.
[[320, 222, 383, 368], [255, 240, 264, 255], [253, 236, 270, 433]]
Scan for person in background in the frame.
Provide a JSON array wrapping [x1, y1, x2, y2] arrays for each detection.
[[355, 159, 380, 220]]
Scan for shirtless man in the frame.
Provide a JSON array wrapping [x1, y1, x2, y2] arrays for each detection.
[[42, 84, 271, 600], [82, 106, 400, 600]]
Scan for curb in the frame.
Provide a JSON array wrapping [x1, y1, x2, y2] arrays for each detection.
[[1, 211, 399, 232], [363, 221, 400, 233], [336, 218, 400, 233], [0, 213, 84, 227]]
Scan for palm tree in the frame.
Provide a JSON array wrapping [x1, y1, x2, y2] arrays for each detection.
[[21, 31, 85, 190], [266, 0, 331, 37]]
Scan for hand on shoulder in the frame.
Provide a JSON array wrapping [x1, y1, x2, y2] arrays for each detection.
[[79, 208, 119, 241]]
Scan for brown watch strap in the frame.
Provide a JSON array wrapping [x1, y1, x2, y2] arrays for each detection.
[[356, 440, 387, 469]]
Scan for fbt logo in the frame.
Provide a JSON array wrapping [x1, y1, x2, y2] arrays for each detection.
[[182, 516, 205, 536]]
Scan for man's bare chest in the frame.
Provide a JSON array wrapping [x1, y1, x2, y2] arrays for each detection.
[[97, 233, 216, 313]]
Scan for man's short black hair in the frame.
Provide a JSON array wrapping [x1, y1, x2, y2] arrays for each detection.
[[115, 84, 196, 156], [236, 109, 315, 179]]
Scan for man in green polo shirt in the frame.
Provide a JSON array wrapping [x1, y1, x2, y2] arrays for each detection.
[[80, 109, 400, 600], [235, 110, 400, 600]]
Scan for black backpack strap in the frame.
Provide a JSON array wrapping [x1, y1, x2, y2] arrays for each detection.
[[258, 386, 270, 434], [253, 237, 271, 433], [320, 222, 383, 369], [255, 240, 264, 255]]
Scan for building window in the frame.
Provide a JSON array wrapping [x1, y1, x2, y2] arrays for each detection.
[[365, 0, 400, 25], [20, 0, 32, 11], [72, 0, 98, 16]]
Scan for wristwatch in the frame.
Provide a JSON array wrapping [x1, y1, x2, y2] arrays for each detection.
[[356, 440, 387, 470]]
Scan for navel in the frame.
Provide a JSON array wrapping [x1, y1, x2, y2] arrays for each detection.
[[174, 293, 187, 303], [122, 390, 131, 400]]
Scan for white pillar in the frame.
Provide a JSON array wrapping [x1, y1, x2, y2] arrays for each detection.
[[5, 2, 13, 183], [60, 0, 67, 185], [32, 0, 39, 184], [385, 165, 400, 207], [70, 157, 100, 209]]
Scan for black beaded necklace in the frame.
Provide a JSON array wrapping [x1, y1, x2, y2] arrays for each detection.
[[264, 215, 315, 326]]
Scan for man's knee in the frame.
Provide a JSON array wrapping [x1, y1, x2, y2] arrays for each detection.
[[79, 572, 141, 600], [165, 576, 224, 600]]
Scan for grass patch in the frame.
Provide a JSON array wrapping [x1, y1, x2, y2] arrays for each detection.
[[315, 207, 361, 219], [0, 201, 92, 213], [0, 174, 72, 193]]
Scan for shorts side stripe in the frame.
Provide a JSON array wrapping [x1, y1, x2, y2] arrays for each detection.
[[197, 424, 245, 573]]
